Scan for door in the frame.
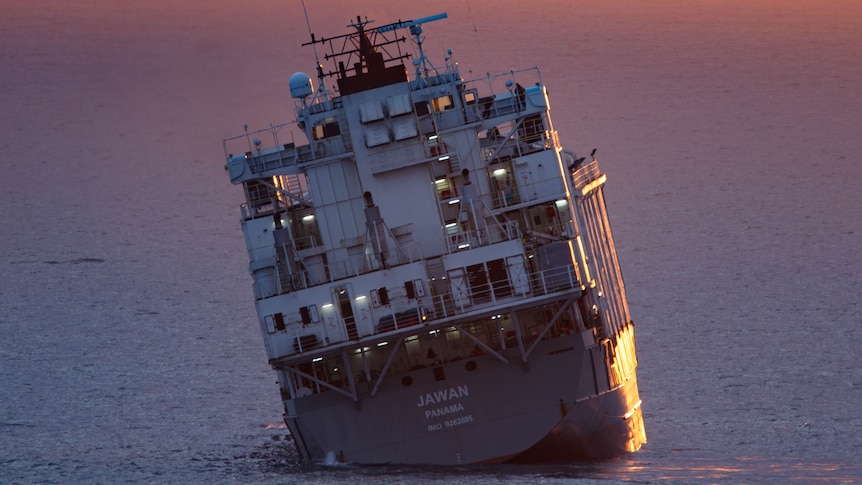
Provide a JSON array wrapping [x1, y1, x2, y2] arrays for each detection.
[[334, 285, 359, 340]]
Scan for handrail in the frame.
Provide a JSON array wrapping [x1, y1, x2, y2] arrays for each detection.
[[223, 67, 544, 163], [270, 254, 581, 355]]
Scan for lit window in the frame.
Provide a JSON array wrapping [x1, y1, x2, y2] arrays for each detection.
[[432, 95, 454, 112]]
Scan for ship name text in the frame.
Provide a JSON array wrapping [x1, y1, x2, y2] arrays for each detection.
[[416, 385, 469, 408]]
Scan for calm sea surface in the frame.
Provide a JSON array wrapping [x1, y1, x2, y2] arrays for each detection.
[[2, 0, 861, 483]]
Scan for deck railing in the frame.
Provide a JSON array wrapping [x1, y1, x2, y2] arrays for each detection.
[[267, 254, 582, 361]]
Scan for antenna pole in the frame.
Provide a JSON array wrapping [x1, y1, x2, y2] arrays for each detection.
[[301, 0, 328, 101], [377, 13, 447, 82]]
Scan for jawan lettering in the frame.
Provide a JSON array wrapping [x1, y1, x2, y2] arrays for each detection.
[[416, 385, 469, 407]]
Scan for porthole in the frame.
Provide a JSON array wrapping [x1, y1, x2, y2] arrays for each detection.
[[401, 376, 414, 387], [465, 361, 478, 372]]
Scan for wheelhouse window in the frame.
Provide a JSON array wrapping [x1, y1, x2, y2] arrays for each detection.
[[312, 118, 341, 140], [463, 88, 478, 106], [432, 95, 454, 112]]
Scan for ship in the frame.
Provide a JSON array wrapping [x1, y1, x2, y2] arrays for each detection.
[[222, 12, 646, 465]]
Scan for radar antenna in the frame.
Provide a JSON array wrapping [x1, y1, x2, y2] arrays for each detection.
[[378, 13, 447, 80], [301, 0, 328, 101]]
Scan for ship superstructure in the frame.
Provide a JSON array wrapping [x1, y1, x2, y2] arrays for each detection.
[[223, 13, 646, 464]]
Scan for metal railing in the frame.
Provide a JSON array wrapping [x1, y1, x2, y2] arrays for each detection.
[[270, 256, 583, 360], [428, 263, 579, 320]]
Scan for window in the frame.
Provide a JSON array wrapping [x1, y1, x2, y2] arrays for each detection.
[[432, 95, 454, 112], [414, 101, 430, 116], [312, 119, 341, 140], [463, 89, 478, 105]]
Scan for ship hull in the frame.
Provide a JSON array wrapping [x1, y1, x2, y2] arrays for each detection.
[[508, 372, 645, 463], [284, 322, 645, 465], [510, 324, 645, 462]]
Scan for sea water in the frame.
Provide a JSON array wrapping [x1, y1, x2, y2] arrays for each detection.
[[2, 0, 861, 483]]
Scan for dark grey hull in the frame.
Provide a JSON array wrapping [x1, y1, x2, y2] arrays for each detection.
[[284, 322, 645, 465], [508, 372, 645, 463]]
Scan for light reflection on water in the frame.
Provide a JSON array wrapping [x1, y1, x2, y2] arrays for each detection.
[[569, 454, 862, 484], [327, 460, 859, 484], [239, 440, 862, 484]]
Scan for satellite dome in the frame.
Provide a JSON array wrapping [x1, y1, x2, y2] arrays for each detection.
[[289, 72, 314, 99]]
